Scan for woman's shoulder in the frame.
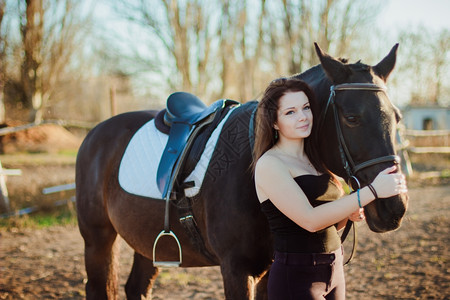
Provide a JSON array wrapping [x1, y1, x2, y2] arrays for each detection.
[[254, 151, 294, 202], [255, 150, 288, 178], [256, 149, 281, 167]]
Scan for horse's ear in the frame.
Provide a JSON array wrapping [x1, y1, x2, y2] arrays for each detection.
[[373, 43, 399, 82], [314, 42, 351, 84]]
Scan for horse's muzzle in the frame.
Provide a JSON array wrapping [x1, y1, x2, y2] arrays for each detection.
[[364, 192, 409, 233]]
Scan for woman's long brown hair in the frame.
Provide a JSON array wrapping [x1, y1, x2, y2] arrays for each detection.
[[252, 77, 328, 177]]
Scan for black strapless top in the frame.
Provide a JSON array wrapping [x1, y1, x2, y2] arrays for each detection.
[[260, 174, 343, 253]]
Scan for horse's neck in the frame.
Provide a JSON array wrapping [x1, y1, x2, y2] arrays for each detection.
[[294, 65, 331, 108]]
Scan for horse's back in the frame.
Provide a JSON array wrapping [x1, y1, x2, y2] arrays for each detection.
[[76, 110, 158, 222], [79, 110, 158, 155]]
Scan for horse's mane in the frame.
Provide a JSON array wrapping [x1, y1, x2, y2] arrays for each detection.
[[350, 60, 370, 72], [337, 57, 371, 72], [292, 64, 323, 81]]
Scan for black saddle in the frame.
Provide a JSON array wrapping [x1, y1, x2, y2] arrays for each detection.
[[156, 92, 239, 200], [165, 92, 212, 126]]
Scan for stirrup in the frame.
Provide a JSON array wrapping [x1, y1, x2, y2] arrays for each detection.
[[152, 230, 182, 268]]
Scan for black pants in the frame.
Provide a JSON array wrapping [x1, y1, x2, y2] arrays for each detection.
[[268, 247, 345, 300]]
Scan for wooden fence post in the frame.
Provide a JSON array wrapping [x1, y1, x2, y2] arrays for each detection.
[[0, 160, 22, 213], [396, 126, 414, 177], [0, 160, 11, 212], [0, 161, 9, 212]]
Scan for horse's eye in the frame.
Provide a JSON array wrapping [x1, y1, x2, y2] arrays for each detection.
[[344, 115, 359, 126]]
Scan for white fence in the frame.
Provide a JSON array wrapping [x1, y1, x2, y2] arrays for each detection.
[[0, 125, 448, 217], [0, 121, 88, 215], [398, 128, 450, 177], [0, 119, 94, 136], [403, 129, 450, 154], [0, 161, 22, 213]]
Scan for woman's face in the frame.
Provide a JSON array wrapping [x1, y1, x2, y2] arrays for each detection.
[[274, 91, 313, 140]]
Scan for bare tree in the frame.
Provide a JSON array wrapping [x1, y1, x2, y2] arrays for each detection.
[[20, 0, 44, 123], [398, 27, 434, 105], [216, 0, 267, 101], [111, 0, 271, 102], [240, 0, 266, 100], [279, 0, 313, 74], [106, 0, 383, 103], [217, 0, 236, 98], [111, 0, 217, 98], [430, 29, 449, 104], [19, 0, 92, 123], [396, 27, 450, 106], [277, 0, 382, 74], [0, 0, 6, 124]]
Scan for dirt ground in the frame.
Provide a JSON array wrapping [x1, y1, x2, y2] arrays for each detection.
[[0, 182, 449, 299], [0, 124, 449, 299]]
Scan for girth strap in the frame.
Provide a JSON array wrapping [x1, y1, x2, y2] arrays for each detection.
[[178, 196, 218, 264]]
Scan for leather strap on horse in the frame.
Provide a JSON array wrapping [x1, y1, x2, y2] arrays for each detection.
[[320, 83, 400, 190], [177, 195, 218, 264], [340, 220, 357, 265]]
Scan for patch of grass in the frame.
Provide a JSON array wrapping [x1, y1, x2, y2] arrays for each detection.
[[0, 206, 77, 230], [440, 169, 450, 178], [58, 149, 79, 157], [33, 209, 77, 227]]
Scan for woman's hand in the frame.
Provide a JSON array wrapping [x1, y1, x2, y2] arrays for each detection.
[[348, 208, 365, 222], [371, 166, 408, 198]]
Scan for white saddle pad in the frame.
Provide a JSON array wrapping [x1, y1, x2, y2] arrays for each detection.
[[118, 107, 237, 199]]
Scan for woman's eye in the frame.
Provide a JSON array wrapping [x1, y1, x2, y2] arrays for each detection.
[[286, 110, 294, 115], [304, 106, 311, 111]]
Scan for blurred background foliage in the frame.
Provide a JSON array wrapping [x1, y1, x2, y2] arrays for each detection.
[[0, 0, 448, 125]]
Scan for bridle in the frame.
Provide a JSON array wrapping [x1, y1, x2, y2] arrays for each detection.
[[320, 83, 400, 190], [320, 83, 400, 265]]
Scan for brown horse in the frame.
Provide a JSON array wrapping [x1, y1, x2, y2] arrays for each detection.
[[76, 44, 408, 299]]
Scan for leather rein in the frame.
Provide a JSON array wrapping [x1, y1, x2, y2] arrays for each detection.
[[321, 83, 400, 265]]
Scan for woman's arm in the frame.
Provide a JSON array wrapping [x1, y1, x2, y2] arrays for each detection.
[[336, 209, 366, 231], [255, 155, 404, 232], [335, 219, 348, 231]]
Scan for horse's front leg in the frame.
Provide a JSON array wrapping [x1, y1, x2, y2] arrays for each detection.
[[220, 260, 256, 299], [125, 252, 159, 300]]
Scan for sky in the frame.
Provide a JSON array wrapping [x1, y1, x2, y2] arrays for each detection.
[[371, 0, 449, 106], [378, 0, 449, 32], [90, 0, 450, 106]]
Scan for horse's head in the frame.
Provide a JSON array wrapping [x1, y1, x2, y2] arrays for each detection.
[[313, 43, 409, 233]]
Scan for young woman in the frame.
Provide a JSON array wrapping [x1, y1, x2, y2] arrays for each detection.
[[253, 77, 407, 299]]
